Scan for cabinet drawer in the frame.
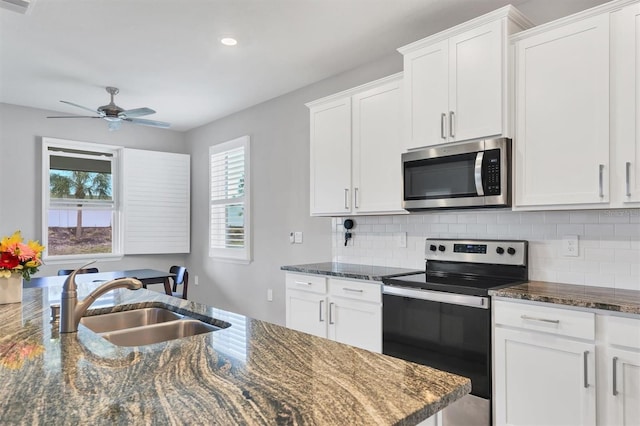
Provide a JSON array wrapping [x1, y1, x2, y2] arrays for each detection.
[[605, 315, 640, 349], [494, 300, 595, 340], [285, 273, 327, 294], [329, 278, 381, 303]]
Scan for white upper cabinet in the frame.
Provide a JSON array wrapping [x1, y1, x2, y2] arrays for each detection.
[[611, 2, 640, 207], [513, 0, 640, 210], [307, 73, 405, 217], [399, 6, 532, 151], [308, 97, 352, 215]]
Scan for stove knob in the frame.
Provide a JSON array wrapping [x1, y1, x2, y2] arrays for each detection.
[[429, 244, 437, 252], [496, 247, 505, 255], [438, 245, 446, 252], [507, 247, 516, 255]]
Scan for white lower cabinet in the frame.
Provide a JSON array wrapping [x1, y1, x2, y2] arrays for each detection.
[[285, 273, 382, 353], [494, 299, 640, 426]]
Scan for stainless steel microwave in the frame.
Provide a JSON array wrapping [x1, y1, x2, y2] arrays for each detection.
[[402, 138, 511, 210]]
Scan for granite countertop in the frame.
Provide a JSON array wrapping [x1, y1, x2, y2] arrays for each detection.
[[281, 262, 423, 282], [489, 281, 640, 315], [0, 283, 470, 425]]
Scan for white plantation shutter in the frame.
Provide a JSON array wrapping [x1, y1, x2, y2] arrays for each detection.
[[122, 149, 190, 254], [209, 136, 251, 262]]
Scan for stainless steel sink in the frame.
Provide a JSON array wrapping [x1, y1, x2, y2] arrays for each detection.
[[80, 307, 183, 333], [99, 319, 222, 347], [80, 306, 226, 346]]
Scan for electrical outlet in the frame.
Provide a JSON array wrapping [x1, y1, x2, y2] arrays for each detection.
[[267, 289, 273, 302], [194, 275, 199, 285], [397, 232, 407, 248], [562, 235, 579, 257]]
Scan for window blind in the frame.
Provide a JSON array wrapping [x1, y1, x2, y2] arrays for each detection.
[[209, 136, 250, 262]]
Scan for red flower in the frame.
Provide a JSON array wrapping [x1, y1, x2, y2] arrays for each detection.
[[0, 252, 20, 269]]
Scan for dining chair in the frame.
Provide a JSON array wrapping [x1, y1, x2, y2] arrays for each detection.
[[169, 266, 189, 300], [57, 267, 99, 276]]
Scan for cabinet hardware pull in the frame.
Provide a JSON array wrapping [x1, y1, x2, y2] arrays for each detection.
[[319, 300, 324, 322], [626, 162, 632, 197], [613, 356, 619, 396], [520, 315, 560, 324], [344, 188, 349, 209], [441, 113, 447, 139], [584, 351, 589, 388], [329, 302, 335, 324], [343, 288, 363, 293], [354, 187, 359, 209], [449, 111, 455, 138], [599, 164, 605, 198], [295, 281, 312, 286]]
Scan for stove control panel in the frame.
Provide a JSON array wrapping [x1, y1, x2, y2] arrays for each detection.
[[425, 239, 527, 266]]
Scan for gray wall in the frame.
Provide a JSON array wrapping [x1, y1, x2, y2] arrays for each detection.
[[185, 54, 402, 325], [0, 103, 188, 280]]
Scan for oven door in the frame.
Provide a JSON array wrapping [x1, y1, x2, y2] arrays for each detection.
[[382, 286, 491, 399]]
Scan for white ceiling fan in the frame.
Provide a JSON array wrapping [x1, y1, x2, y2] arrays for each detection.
[[47, 86, 171, 131]]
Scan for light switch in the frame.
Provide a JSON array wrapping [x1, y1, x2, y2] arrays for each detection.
[[294, 231, 303, 244]]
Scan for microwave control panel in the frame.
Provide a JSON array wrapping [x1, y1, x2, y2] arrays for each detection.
[[483, 149, 501, 195]]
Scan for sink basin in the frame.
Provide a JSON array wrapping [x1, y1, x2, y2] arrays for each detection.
[[80, 307, 183, 333], [99, 319, 222, 347], [80, 306, 228, 347]]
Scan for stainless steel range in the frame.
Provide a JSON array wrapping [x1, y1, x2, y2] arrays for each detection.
[[382, 238, 528, 426]]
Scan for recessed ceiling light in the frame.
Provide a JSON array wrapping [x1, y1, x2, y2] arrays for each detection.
[[220, 37, 238, 46]]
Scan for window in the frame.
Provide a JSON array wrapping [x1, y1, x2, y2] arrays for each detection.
[[209, 135, 250, 262], [42, 138, 121, 261]]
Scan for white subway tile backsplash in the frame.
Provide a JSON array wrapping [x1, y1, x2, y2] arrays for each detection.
[[332, 209, 640, 291]]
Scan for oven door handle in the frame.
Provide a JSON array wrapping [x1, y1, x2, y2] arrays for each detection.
[[474, 151, 485, 196], [383, 285, 489, 309]]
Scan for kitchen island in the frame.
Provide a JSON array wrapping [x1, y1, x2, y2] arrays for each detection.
[[0, 282, 470, 425]]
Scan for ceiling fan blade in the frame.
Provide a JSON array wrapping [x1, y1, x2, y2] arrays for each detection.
[[59, 100, 103, 115], [46, 115, 102, 118], [119, 107, 156, 118], [125, 118, 171, 129]]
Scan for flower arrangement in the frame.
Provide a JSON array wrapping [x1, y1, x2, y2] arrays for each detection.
[[0, 231, 45, 281]]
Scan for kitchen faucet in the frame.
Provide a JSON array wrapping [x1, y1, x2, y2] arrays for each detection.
[[60, 263, 143, 333]]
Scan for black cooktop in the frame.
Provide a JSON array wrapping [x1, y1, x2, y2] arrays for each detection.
[[382, 272, 526, 297]]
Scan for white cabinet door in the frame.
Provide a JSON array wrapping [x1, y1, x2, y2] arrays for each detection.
[[514, 14, 610, 207], [309, 97, 352, 215], [328, 297, 381, 353], [612, 3, 640, 206], [605, 347, 640, 426], [449, 19, 503, 143], [494, 327, 596, 426], [402, 39, 449, 150], [352, 78, 404, 214], [285, 289, 327, 338]]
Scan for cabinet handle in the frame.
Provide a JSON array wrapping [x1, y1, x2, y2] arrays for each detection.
[[449, 111, 455, 138], [441, 113, 447, 139], [329, 302, 335, 324], [599, 164, 605, 198], [354, 187, 359, 209], [626, 162, 632, 197], [520, 315, 560, 324], [612, 356, 619, 396], [584, 351, 590, 388], [344, 188, 349, 209], [294, 281, 312, 286], [343, 287, 363, 293], [319, 300, 324, 322]]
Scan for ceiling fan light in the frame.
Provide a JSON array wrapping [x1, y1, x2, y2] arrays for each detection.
[[108, 121, 121, 131]]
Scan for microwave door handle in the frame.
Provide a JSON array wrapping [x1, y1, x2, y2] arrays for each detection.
[[474, 152, 485, 196]]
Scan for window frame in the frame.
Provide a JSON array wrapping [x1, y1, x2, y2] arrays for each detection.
[[208, 135, 251, 263], [42, 137, 123, 263]]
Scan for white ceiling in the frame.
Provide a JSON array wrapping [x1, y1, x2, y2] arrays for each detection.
[[0, 0, 609, 132]]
